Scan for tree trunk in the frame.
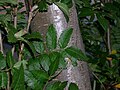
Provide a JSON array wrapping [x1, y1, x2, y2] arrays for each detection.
[[31, 3, 91, 90]]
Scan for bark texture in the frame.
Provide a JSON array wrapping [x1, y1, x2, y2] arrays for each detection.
[[31, 3, 91, 90]]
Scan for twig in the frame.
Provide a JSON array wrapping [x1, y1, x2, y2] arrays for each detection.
[[18, 11, 32, 61], [107, 25, 112, 67], [92, 72, 106, 90], [93, 80, 96, 90], [0, 68, 11, 72], [0, 32, 3, 54], [12, 6, 18, 56], [18, 5, 38, 61]]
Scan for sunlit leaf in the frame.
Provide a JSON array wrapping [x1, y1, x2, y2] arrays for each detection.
[[14, 60, 28, 69], [115, 84, 120, 88], [111, 50, 117, 54], [14, 30, 27, 38], [13, 61, 22, 69]]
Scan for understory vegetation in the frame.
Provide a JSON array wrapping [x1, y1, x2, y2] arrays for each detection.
[[0, 0, 120, 90]]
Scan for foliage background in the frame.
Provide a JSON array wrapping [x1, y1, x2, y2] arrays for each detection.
[[0, 0, 120, 90]]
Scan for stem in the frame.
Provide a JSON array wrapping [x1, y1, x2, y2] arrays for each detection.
[[92, 72, 106, 90], [107, 28, 111, 55], [12, 6, 17, 56], [0, 32, 3, 54], [18, 5, 35, 61], [107, 26, 112, 67], [93, 80, 96, 90], [43, 80, 49, 90], [7, 72, 11, 90], [24, 0, 32, 16]]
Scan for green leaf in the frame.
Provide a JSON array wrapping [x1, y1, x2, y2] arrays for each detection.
[[13, 61, 22, 69], [8, 31, 17, 43], [33, 41, 44, 54], [49, 52, 60, 62], [7, 24, 18, 43], [54, 2, 69, 22], [68, 83, 79, 90], [46, 81, 67, 90], [24, 70, 37, 89], [59, 81, 68, 89], [0, 15, 11, 28], [14, 60, 28, 69], [0, 0, 17, 6], [59, 28, 73, 48], [34, 82, 44, 90], [65, 46, 88, 60], [12, 64, 25, 90], [96, 13, 109, 31], [46, 24, 57, 50], [81, 0, 90, 7], [51, 81, 61, 90], [38, 1, 48, 12], [21, 60, 28, 69], [59, 51, 67, 69], [28, 58, 41, 70], [80, 7, 94, 17], [6, 0, 17, 5], [103, 3, 119, 13], [0, 52, 6, 70], [49, 52, 67, 73], [39, 54, 51, 71], [6, 51, 15, 68], [0, 72, 8, 88], [60, 0, 73, 8], [14, 30, 27, 38], [24, 32, 42, 40], [31, 70, 49, 83], [49, 54, 60, 76]]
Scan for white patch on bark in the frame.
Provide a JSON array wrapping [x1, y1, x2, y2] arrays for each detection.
[[49, 4, 67, 39], [65, 57, 76, 83]]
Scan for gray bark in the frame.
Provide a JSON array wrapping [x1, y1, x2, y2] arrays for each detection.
[[31, 3, 91, 90]]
